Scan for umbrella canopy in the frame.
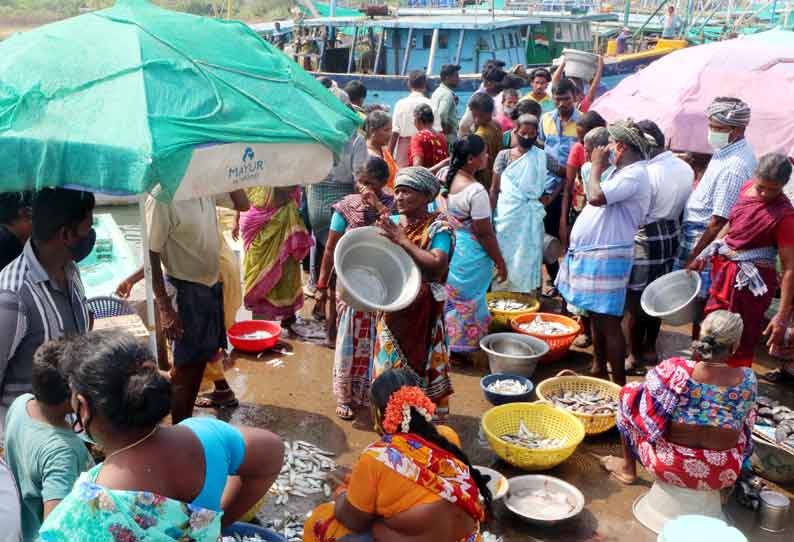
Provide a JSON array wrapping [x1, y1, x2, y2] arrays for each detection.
[[0, 0, 360, 199], [591, 38, 794, 157]]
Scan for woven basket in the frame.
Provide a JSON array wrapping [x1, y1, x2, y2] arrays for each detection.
[[486, 292, 540, 330], [511, 312, 581, 362], [481, 402, 585, 471], [535, 370, 623, 436]]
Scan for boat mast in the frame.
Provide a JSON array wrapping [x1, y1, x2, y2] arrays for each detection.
[[624, 0, 630, 25]]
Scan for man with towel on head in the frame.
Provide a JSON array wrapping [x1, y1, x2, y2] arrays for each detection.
[[679, 97, 756, 339], [556, 120, 652, 386]]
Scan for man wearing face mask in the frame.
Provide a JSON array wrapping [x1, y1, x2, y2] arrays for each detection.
[[556, 120, 652, 386], [0, 188, 94, 441], [678, 97, 756, 340]]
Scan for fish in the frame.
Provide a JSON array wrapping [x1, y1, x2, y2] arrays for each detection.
[[237, 330, 274, 340], [500, 421, 568, 449], [254, 512, 307, 542], [518, 315, 575, 336], [269, 439, 337, 505], [547, 390, 618, 416], [508, 486, 575, 520], [486, 379, 529, 395], [488, 298, 535, 312], [755, 396, 794, 448]]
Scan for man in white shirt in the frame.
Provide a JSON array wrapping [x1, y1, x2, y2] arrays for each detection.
[[625, 120, 694, 371], [389, 70, 441, 167]]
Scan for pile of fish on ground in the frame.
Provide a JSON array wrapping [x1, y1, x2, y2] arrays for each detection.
[[756, 396, 794, 449]]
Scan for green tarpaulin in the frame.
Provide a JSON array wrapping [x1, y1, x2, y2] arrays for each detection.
[[0, 0, 360, 198]]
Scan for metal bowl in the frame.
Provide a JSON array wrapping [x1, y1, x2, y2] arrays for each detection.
[[480, 333, 549, 378], [641, 270, 702, 326], [334, 226, 421, 313], [504, 474, 585, 525], [473, 465, 509, 500]]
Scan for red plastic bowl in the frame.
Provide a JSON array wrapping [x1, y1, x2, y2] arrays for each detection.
[[227, 320, 282, 352]]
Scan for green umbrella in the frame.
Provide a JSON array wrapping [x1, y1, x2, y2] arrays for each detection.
[[0, 0, 360, 200]]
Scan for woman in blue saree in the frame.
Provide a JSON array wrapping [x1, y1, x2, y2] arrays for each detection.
[[493, 114, 547, 294]]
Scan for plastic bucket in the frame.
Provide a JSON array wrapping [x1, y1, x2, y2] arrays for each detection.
[[633, 480, 722, 534], [641, 270, 701, 326], [562, 49, 598, 81], [334, 226, 421, 313]]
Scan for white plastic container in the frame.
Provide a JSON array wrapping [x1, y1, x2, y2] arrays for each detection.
[[334, 226, 421, 313], [562, 49, 599, 81]]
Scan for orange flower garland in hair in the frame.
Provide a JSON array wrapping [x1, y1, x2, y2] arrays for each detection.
[[383, 386, 437, 434]]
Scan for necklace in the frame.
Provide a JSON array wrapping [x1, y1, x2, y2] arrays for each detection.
[[105, 426, 159, 461], [699, 361, 727, 368]]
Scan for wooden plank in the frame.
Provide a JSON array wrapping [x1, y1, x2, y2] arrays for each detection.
[[426, 28, 439, 76], [347, 25, 358, 73], [401, 28, 414, 76], [455, 28, 465, 66]]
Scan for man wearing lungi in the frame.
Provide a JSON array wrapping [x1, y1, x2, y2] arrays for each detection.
[[625, 120, 694, 372], [678, 97, 756, 339], [147, 192, 247, 423], [556, 120, 651, 385]]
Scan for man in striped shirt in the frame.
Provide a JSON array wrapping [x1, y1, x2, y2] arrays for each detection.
[[0, 189, 94, 439]]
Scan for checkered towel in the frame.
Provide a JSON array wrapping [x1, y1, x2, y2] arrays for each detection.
[[628, 219, 679, 291]]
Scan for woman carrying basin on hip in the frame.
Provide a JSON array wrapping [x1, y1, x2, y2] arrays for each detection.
[[317, 157, 395, 421], [688, 153, 794, 367], [443, 135, 508, 360], [602, 310, 756, 490], [304, 368, 490, 542], [372, 167, 455, 417]]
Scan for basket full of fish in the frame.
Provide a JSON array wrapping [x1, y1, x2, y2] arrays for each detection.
[[481, 402, 585, 471], [511, 313, 581, 362], [535, 370, 622, 436], [486, 292, 540, 329]]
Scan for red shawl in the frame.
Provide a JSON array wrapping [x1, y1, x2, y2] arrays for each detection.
[[725, 181, 794, 251]]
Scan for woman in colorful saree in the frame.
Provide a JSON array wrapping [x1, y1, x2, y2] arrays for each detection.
[[304, 369, 491, 542], [689, 153, 794, 367], [444, 135, 507, 359], [238, 186, 313, 326], [601, 311, 757, 489], [372, 167, 455, 417], [317, 157, 395, 421], [38, 330, 284, 541]]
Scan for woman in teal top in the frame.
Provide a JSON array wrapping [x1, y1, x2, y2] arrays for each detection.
[[38, 330, 284, 541]]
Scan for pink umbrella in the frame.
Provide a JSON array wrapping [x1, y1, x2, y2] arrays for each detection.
[[592, 38, 794, 157]]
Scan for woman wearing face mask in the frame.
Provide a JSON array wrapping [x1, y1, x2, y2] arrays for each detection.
[[444, 135, 507, 362], [317, 157, 395, 420], [494, 88, 520, 132], [38, 330, 284, 540], [372, 168, 455, 417], [688, 154, 794, 368], [491, 115, 547, 295]]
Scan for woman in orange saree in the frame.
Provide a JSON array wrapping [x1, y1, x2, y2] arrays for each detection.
[[304, 369, 491, 542]]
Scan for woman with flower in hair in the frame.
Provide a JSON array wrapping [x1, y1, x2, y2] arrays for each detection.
[[305, 368, 491, 542], [38, 330, 284, 541], [601, 310, 756, 490]]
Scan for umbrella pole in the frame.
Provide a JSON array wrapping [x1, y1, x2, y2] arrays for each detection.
[[138, 197, 167, 369]]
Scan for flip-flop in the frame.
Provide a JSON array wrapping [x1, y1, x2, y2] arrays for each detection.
[[598, 455, 636, 485], [195, 393, 239, 409], [336, 404, 355, 420], [762, 369, 794, 384]]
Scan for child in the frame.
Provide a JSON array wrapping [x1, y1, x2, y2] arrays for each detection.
[[468, 92, 503, 190], [3, 339, 93, 541]]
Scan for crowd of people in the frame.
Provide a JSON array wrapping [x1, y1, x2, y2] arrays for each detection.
[[1, 54, 794, 541]]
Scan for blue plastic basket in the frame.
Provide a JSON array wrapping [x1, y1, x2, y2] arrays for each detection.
[[86, 296, 135, 320], [480, 373, 534, 406], [221, 523, 285, 541]]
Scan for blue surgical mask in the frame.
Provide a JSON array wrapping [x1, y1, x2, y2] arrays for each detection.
[[69, 411, 96, 445]]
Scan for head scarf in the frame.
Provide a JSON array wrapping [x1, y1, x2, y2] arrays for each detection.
[[607, 119, 649, 158], [707, 97, 751, 127], [394, 167, 441, 199]]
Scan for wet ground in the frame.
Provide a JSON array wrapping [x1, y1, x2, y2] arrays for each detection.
[[201, 294, 794, 542]]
